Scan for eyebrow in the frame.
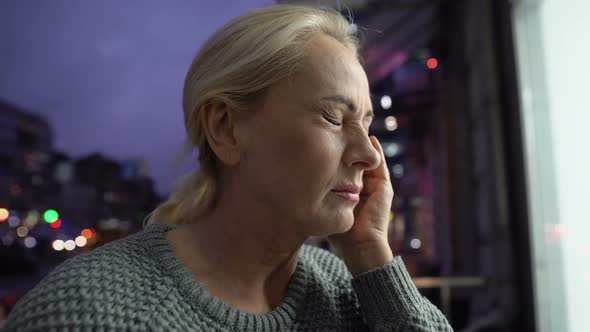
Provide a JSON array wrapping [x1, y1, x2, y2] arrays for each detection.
[[320, 95, 374, 118]]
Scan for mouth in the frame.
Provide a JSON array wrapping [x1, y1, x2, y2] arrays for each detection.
[[331, 191, 360, 202], [331, 184, 362, 202]]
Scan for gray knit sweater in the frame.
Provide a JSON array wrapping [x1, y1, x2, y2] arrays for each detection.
[[5, 223, 452, 331]]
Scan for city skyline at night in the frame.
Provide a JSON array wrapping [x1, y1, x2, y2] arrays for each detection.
[[0, 0, 273, 194]]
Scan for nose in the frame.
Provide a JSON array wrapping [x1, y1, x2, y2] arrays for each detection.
[[345, 133, 381, 171]]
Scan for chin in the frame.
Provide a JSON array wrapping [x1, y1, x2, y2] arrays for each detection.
[[313, 213, 354, 237], [335, 216, 355, 234]]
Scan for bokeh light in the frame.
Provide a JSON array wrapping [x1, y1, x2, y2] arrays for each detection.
[[24, 236, 37, 248], [385, 116, 398, 131], [75, 236, 87, 247], [81, 228, 94, 239], [49, 219, 62, 229], [8, 216, 20, 228], [25, 210, 40, 224], [380, 95, 392, 110], [384, 143, 401, 158], [44, 209, 59, 223], [392, 164, 404, 178], [426, 57, 439, 70], [64, 240, 76, 251], [16, 226, 29, 238], [52, 240, 64, 251], [0, 208, 9, 222]]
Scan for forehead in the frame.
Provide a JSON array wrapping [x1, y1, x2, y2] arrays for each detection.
[[289, 34, 371, 108]]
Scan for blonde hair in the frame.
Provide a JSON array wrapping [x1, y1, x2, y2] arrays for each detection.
[[147, 4, 359, 225]]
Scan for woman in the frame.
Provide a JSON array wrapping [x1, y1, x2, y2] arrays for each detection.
[[6, 5, 453, 331]]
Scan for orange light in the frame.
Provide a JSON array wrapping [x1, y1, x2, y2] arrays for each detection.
[[0, 208, 8, 222], [81, 229, 94, 239]]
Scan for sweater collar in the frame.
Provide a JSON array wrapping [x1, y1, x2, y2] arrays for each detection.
[[142, 222, 309, 331]]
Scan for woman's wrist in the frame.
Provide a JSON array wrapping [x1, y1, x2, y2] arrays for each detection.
[[340, 240, 394, 277]]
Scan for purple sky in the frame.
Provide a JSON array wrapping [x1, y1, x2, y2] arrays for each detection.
[[0, 0, 274, 194]]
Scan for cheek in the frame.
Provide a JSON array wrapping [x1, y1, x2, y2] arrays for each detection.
[[242, 117, 345, 204], [283, 130, 341, 180], [266, 129, 342, 194]]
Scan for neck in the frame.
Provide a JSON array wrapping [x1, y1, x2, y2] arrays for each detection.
[[166, 187, 306, 313]]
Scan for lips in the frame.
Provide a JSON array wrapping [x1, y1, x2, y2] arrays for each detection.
[[331, 184, 362, 202], [332, 184, 362, 194]]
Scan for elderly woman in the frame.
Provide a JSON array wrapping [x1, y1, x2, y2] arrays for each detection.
[[6, 5, 452, 332]]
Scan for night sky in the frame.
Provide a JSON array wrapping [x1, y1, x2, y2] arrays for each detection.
[[0, 0, 273, 194]]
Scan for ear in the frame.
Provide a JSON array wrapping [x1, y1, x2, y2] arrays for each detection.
[[200, 100, 241, 166]]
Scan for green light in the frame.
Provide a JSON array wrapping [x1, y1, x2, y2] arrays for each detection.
[[414, 48, 429, 61], [44, 209, 59, 223]]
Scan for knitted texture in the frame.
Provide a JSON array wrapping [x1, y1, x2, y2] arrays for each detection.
[[5, 223, 452, 331]]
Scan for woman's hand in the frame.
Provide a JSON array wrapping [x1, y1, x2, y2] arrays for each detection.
[[327, 136, 395, 276]]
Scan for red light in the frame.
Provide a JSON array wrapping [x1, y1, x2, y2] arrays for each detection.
[[50, 219, 62, 229], [426, 57, 439, 70]]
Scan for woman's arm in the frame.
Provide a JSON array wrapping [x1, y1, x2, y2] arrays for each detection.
[[326, 136, 452, 330], [351, 256, 453, 332]]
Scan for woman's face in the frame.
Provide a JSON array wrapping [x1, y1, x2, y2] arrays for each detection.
[[235, 33, 380, 238]]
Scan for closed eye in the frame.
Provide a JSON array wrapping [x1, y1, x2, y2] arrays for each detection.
[[322, 114, 342, 126]]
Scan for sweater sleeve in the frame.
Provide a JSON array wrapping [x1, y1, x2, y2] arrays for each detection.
[[351, 256, 453, 332]]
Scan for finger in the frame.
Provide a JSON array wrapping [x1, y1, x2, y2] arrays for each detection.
[[368, 135, 391, 182]]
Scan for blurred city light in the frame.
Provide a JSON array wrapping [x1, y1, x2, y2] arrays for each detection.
[[75, 236, 87, 247], [380, 95, 392, 110], [24, 211, 40, 227], [426, 57, 439, 70], [64, 240, 76, 251], [384, 116, 398, 131], [81, 228, 94, 239], [392, 164, 404, 178], [0, 208, 9, 221], [384, 142, 401, 158], [8, 216, 20, 228], [410, 238, 422, 249], [414, 48, 429, 61], [49, 219, 62, 229], [54, 161, 74, 184], [16, 226, 29, 238], [24, 236, 37, 248], [43, 209, 59, 223], [52, 240, 64, 251]]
